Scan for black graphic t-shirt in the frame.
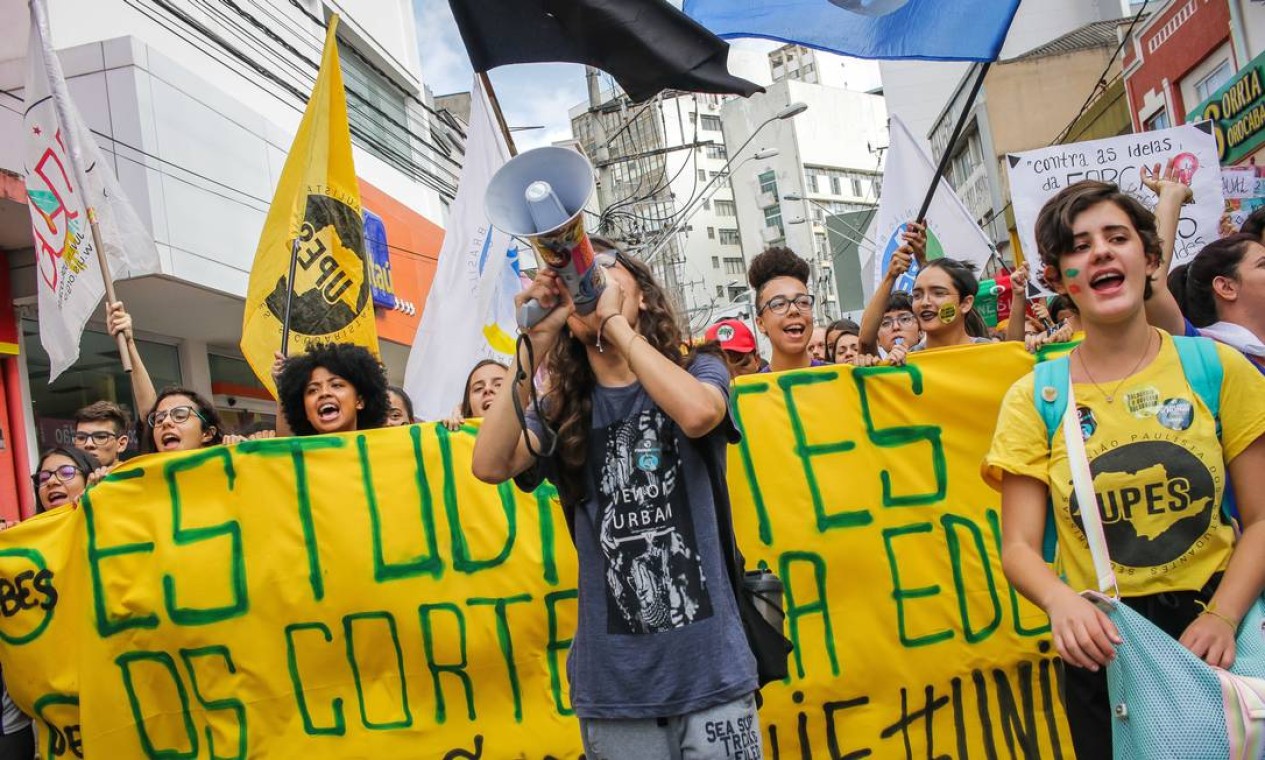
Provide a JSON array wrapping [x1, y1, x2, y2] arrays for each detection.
[[520, 353, 757, 719]]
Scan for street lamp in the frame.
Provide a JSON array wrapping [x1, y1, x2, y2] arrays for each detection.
[[782, 193, 878, 248], [641, 101, 808, 265]]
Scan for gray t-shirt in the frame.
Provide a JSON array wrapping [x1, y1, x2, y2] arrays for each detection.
[[518, 353, 757, 719]]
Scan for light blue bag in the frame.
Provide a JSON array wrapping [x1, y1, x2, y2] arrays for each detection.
[[1050, 348, 1265, 758]]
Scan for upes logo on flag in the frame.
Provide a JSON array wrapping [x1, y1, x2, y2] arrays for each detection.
[[241, 15, 378, 395], [261, 194, 368, 337]]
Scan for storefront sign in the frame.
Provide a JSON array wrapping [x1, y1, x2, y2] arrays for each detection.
[[1189, 49, 1265, 165], [362, 209, 397, 310]]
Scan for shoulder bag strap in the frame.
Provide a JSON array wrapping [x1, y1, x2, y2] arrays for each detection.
[[1061, 372, 1118, 596]]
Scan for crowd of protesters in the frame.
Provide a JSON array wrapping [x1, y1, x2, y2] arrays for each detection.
[[8, 162, 1265, 759]]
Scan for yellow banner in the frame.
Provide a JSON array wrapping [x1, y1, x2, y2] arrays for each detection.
[[0, 343, 1072, 758], [240, 14, 378, 397]]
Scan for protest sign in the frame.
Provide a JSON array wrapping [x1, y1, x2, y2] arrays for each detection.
[[0, 344, 1070, 758], [1006, 122, 1224, 269], [1222, 166, 1259, 200]]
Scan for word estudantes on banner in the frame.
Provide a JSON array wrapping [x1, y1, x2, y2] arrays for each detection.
[[1007, 121, 1224, 268], [0, 344, 1071, 758]]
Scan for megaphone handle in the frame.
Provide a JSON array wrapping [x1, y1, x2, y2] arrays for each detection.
[[517, 299, 553, 331]]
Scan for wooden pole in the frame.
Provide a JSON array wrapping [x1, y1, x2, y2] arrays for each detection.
[[479, 71, 518, 157]]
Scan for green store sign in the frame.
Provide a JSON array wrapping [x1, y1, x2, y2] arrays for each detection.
[[1189, 50, 1265, 165]]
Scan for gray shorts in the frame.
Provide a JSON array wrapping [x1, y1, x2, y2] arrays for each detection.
[[579, 693, 763, 760]]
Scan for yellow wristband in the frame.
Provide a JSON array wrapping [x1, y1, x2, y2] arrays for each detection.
[[1196, 600, 1239, 631]]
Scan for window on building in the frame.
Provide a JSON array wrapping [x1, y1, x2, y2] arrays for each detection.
[[851, 179, 863, 197], [705, 227, 714, 239], [949, 131, 984, 187], [724, 258, 746, 276], [23, 318, 182, 456], [1194, 60, 1234, 103], [1144, 109, 1170, 132], [698, 169, 708, 181], [830, 176, 842, 195], [700, 114, 722, 132], [759, 170, 778, 197], [807, 174, 818, 193], [764, 206, 783, 233], [339, 40, 414, 174], [705, 144, 728, 160], [716, 285, 725, 298], [719, 228, 741, 245], [714, 200, 737, 217], [702, 199, 710, 210], [712, 256, 720, 268], [709, 170, 728, 180]]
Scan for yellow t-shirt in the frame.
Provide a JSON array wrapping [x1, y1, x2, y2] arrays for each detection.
[[983, 332, 1265, 596]]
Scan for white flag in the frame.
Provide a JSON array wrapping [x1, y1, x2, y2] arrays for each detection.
[[23, 0, 161, 381], [404, 77, 521, 421], [866, 115, 994, 295]]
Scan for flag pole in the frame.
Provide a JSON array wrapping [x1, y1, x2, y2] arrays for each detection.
[[31, 0, 133, 373], [914, 62, 991, 263], [280, 237, 302, 355], [479, 72, 518, 157]]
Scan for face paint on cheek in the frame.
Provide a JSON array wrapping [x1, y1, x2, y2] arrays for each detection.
[[938, 302, 958, 324], [1068, 283, 1082, 295], [1064, 268, 1079, 279]]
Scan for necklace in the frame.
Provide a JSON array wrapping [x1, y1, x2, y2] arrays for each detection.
[[1076, 330, 1155, 403]]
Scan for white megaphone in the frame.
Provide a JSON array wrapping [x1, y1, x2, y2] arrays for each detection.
[[485, 146, 603, 329]]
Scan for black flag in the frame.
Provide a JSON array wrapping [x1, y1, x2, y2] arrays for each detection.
[[448, 0, 764, 102]]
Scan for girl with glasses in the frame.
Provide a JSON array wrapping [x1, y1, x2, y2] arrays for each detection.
[[746, 247, 827, 373], [472, 239, 761, 758], [32, 446, 100, 513], [276, 343, 388, 437], [141, 387, 224, 454], [859, 221, 926, 363]]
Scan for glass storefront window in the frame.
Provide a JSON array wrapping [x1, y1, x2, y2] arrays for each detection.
[[208, 353, 276, 435], [22, 318, 182, 456]]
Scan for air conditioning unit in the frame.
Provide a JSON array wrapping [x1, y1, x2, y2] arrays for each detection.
[[757, 191, 779, 209], [760, 226, 784, 244]]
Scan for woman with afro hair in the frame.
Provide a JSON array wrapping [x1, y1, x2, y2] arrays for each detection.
[[746, 246, 826, 373], [275, 343, 389, 436]]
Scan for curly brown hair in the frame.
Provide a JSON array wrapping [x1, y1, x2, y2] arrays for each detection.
[[1034, 180, 1162, 298], [540, 243, 697, 506]]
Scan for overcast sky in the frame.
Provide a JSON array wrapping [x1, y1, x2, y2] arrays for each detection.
[[412, 0, 881, 150]]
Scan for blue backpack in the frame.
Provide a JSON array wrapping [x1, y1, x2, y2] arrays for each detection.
[[1031, 335, 1236, 562]]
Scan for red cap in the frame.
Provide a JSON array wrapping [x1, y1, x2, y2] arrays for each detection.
[[706, 319, 757, 353]]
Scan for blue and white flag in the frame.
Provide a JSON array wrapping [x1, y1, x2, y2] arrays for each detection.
[[683, 0, 1020, 62]]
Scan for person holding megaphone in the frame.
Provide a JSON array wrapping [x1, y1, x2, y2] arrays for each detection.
[[472, 236, 762, 757]]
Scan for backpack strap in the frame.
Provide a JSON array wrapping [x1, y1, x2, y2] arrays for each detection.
[[1032, 356, 1071, 563], [1171, 335, 1237, 525]]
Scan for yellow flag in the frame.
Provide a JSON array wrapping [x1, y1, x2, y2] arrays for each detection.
[[241, 15, 378, 397]]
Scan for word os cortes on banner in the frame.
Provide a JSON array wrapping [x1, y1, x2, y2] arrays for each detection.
[[1006, 121, 1224, 270]]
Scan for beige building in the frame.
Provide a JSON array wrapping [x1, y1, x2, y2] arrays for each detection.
[[928, 19, 1131, 260]]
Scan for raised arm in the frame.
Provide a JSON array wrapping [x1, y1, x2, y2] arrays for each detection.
[[859, 221, 924, 355], [1006, 264, 1030, 343], [472, 271, 569, 484], [1141, 160, 1194, 335], [106, 301, 156, 417]]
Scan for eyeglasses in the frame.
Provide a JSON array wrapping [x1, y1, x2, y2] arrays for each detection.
[[34, 465, 82, 488], [147, 405, 206, 427], [880, 314, 918, 329], [73, 431, 119, 445], [759, 294, 815, 316]]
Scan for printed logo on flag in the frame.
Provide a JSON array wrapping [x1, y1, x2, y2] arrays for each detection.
[[26, 122, 91, 304], [263, 193, 368, 340], [878, 221, 946, 293]]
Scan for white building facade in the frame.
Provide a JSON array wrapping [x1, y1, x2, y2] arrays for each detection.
[[722, 78, 887, 324], [0, 0, 455, 509]]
